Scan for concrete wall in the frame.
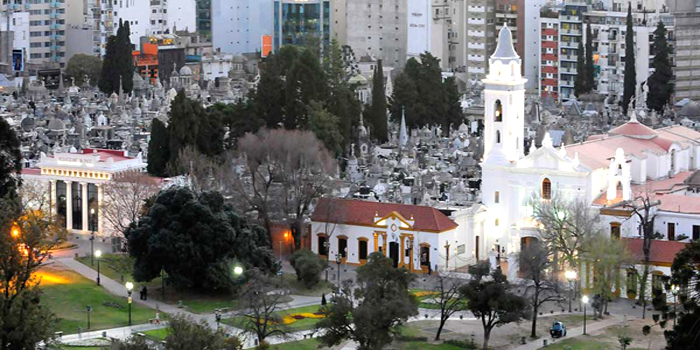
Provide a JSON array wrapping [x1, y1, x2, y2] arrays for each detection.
[[65, 25, 95, 62], [212, 0, 273, 55], [344, 0, 407, 68]]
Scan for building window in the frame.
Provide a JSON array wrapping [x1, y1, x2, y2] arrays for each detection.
[[318, 235, 328, 256], [693, 225, 700, 240], [610, 222, 621, 240], [542, 178, 552, 200], [668, 223, 675, 241], [494, 99, 502, 122], [338, 237, 348, 258], [494, 191, 500, 204], [358, 239, 368, 260], [495, 218, 499, 227]]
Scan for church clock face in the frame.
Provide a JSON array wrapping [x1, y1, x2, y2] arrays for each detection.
[[390, 224, 398, 232]]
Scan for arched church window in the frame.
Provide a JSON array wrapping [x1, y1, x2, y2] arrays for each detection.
[[496, 130, 501, 144], [495, 100, 503, 122], [541, 178, 552, 200]]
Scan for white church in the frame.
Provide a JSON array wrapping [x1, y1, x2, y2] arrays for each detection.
[[311, 25, 700, 300]]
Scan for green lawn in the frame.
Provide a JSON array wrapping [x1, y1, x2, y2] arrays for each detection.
[[270, 338, 322, 350], [141, 328, 169, 341], [398, 342, 468, 350], [270, 338, 467, 350], [409, 289, 468, 310], [543, 337, 613, 350], [39, 267, 157, 334], [224, 305, 324, 332], [74, 255, 258, 314]]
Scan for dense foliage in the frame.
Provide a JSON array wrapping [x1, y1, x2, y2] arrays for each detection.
[[622, 3, 636, 113], [0, 118, 21, 199], [317, 253, 418, 350], [390, 52, 462, 132], [367, 59, 388, 143], [65, 54, 103, 87], [647, 21, 674, 112], [99, 19, 133, 94], [146, 118, 170, 177], [125, 187, 277, 291], [662, 240, 700, 349], [289, 249, 327, 288]]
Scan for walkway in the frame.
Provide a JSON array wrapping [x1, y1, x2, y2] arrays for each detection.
[[512, 314, 626, 350]]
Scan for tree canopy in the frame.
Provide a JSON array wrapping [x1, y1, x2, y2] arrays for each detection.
[[99, 19, 133, 94], [647, 21, 674, 112], [124, 187, 277, 291], [622, 3, 636, 114], [0, 118, 21, 199], [147, 118, 170, 177], [65, 54, 102, 87]]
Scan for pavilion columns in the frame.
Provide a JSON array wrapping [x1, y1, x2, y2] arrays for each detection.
[[49, 180, 57, 216], [65, 181, 73, 230], [381, 233, 387, 256], [97, 184, 103, 235], [81, 182, 89, 234]]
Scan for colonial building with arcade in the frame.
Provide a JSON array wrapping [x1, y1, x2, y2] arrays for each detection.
[[21, 149, 147, 237]]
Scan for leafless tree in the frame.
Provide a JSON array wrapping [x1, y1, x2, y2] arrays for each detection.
[[519, 242, 563, 338], [170, 146, 227, 194], [230, 129, 336, 250], [613, 188, 661, 319], [426, 273, 466, 340], [18, 178, 51, 213], [317, 197, 346, 281], [236, 269, 289, 345], [102, 171, 160, 238]]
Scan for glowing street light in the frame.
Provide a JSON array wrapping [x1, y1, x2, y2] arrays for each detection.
[[233, 266, 244, 276], [95, 250, 102, 286], [565, 270, 577, 313], [582, 295, 589, 335], [11, 228, 19, 237], [557, 211, 566, 220], [125, 282, 134, 326]]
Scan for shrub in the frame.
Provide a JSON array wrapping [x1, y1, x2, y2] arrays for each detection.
[[444, 339, 477, 349], [290, 249, 327, 288]]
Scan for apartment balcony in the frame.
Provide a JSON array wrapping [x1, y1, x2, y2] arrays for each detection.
[[560, 67, 577, 74], [561, 29, 581, 35], [468, 18, 486, 25], [50, 1, 60, 9], [50, 24, 61, 30], [560, 41, 578, 49], [560, 54, 576, 61], [560, 80, 574, 87], [561, 15, 581, 22]]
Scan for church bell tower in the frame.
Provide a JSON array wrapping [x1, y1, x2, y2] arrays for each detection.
[[482, 25, 527, 165]]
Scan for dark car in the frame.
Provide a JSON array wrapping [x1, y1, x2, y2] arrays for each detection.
[[550, 321, 567, 338]]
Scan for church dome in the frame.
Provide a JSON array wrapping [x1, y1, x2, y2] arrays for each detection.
[[608, 114, 657, 139], [678, 100, 700, 119], [47, 118, 65, 131], [179, 65, 192, 76]]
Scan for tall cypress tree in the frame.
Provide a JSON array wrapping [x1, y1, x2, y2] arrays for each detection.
[[168, 91, 201, 169], [574, 39, 587, 98], [119, 21, 134, 94], [369, 59, 388, 143], [622, 3, 636, 114], [147, 118, 170, 177], [585, 22, 595, 93], [98, 35, 119, 94], [98, 19, 133, 94], [647, 21, 674, 112]]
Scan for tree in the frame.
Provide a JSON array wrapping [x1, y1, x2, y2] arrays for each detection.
[[101, 172, 160, 238], [519, 242, 562, 338], [368, 59, 388, 143], [622, 3, 636, 114], [585, 22, 595, 93], [196, 106, 225, 158], [107, 336, 151, 350], [0, 119, 21, 199], [426, 274, 466, 340], [460, 261, 529, 350], [164, 314, 240, 350], [647, 21, 674, 112], [236, 270, 289, 344], [661, 240, 700, 349], [65, 54, 102, 87], [168, 90, 203, 169], [171, 146, 227, 195], [98, 19, 133, 94], [574, 39, 587, 98], [124, 187, 276, 291], [232, 129, 336, 250], [253, 54, 286, 129], [289, 249, 327, 288], [147, 118, 170, 177], [284, 48, 327, 129], [210, 101, 264, 149], [307, 101, 343, 156], [0, 199, 67, 350], [583, 234, 634, 318], [317, 253, 418, 350], [618, 190, 661, 319]]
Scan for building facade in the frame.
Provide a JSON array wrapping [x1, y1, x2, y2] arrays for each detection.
[[672, 0, 700, 102], [273, 0, 330, 51], [464, 0, 496, 84]]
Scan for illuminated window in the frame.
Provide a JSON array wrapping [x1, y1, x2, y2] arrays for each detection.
[[495, 218, 499, 226], [494, 100, 503, 122], [542, 178, 552, 200]]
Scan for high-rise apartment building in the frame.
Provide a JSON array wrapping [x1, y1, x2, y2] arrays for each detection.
[[464, 0, 496, 84], [211, 0, 273, 55], [672, 0, 700, 101], [334, 0, 407, 68], [273, 0, 330, 51], [196, 0, 211, 39], [430, 0, 465, 70], [539, 6, 560, 100]]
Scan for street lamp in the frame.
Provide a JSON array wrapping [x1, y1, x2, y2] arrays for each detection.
[[90, 207, 96, 266], [95, 250, 102, 286], [323, 241, 331, 281], [233, 266, 244, 276], [671, 284, 679, 327], [335, 253, 342, 284], [582, 295, 589, 335], [557, 211, 566, 220], [125, 282, 134, 326], [565, 270, 577, 313]]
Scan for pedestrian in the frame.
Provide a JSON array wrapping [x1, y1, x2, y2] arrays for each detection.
[[143, 286, 148, 300]]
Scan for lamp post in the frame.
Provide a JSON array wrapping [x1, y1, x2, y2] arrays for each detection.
[[125, 282, 134, 326], [671, 284, 679, 327], [335, 253, 342, 285], [323, 241, 331, 281], [86, 305, 92, 330], [565, 270, 577, 313], [90, 208, 96, 266], [95, 250, 102, 286], [582, 295, 589, 335]]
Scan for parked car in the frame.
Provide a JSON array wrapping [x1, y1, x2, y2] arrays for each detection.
[[550, 321, 567, 338]]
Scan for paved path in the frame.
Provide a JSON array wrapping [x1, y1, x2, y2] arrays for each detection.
[[512, 314, 626, 350]]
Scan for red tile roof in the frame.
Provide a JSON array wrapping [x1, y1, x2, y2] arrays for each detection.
[[609, 120, 657, 138], [21, 168, 41, 176], [82, 148, 132, 162], [311, 198, 458, 233], [592, 171, 692, 207], [622, 238, 688, 264]]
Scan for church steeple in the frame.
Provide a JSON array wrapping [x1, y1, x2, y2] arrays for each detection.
[[482, 24, 527, 165]]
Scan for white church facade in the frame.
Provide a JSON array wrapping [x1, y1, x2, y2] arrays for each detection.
[[311, 25, 700, 300]]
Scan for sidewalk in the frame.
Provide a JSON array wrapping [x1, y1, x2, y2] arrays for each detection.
[[512, 314, 625, 350]]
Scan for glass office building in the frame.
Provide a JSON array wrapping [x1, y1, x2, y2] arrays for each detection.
[[273, 0, 330, 51]]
